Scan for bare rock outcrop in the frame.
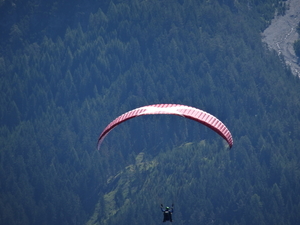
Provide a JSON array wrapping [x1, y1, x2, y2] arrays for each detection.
[[262, 0, 300, 76]]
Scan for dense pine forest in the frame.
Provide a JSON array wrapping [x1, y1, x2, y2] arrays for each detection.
[[1, 0, 300, 224]]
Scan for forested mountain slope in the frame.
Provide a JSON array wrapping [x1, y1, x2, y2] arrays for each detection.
[[0, 0, 300, 225]]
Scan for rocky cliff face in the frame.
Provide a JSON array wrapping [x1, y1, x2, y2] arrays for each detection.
[[262, 0, 300, 77]]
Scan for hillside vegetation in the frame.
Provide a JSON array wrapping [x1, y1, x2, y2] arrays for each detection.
[[1, 0, 300, 224]]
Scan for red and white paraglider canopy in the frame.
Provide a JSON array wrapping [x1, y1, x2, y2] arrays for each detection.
[[97, 104, 233, 149]]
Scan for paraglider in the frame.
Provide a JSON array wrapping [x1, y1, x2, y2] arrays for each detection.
[[97, 104, 233, 149], [161, 204, 174, 222]]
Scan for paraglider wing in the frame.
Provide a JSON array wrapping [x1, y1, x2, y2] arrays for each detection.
[[97, 104, 233, 149]]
